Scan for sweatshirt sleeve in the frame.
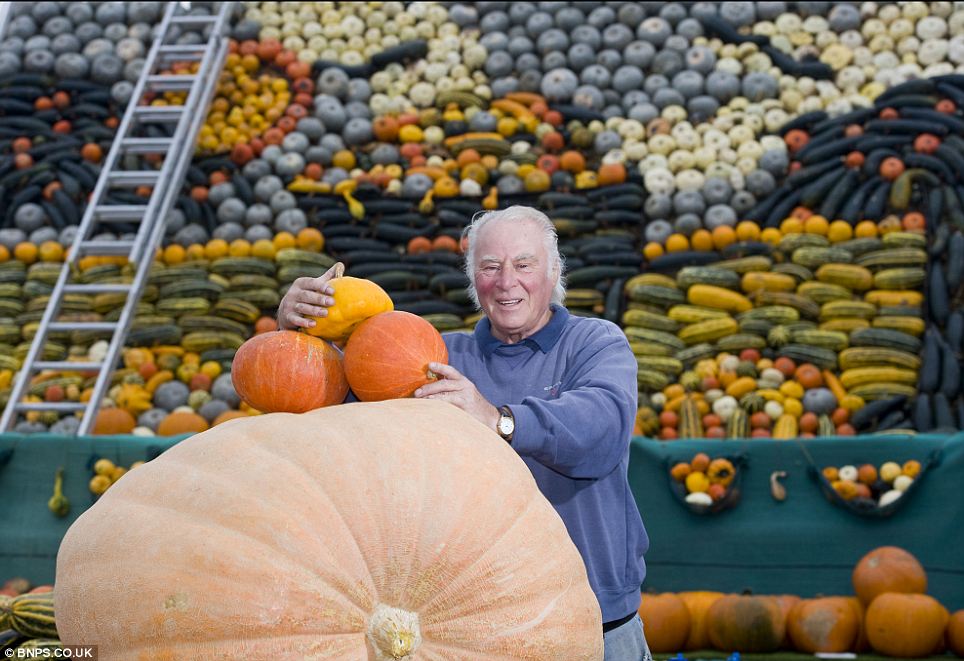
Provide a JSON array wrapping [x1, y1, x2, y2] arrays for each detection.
[[508, 323, 638, 479]]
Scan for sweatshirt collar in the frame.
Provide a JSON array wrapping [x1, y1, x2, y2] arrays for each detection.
[[475, 304, 569, 356]]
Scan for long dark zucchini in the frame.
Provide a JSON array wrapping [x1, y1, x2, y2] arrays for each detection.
[[913, 394, 934, 432], [947, 231, 964, 291], [818, 169, 858, 220], [929, 260, 950, 327]]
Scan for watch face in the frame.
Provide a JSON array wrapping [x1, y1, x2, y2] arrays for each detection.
[[499, 415, 514, 435]]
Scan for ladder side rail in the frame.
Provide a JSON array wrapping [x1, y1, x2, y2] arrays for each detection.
[[67, 2, 181, 262], [77, 3, 236, 435]]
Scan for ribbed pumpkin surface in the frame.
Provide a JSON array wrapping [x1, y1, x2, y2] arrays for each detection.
[[54, 399, 603, 660]]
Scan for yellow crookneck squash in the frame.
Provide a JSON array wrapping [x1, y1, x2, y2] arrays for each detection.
[[303, 275, 394, 343]]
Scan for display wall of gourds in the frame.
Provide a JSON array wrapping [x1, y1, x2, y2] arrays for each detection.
[[1, 1, 964, 438]]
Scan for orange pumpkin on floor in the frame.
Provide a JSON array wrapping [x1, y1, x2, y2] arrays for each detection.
[[343, 311, 448, 401], [866, 593, 948, 658], [852, 546, 927, 605], [638, 592, 690, 653], [787, 597, 860, 653], [54, 400, 604, 660], [679, 591, 725, 650], [947, 610, 964, 657], [707, 594, 786, 653], [231, 330, 349, 413]]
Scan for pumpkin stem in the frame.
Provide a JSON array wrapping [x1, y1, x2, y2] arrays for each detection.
[[368, 603, 422, 659]]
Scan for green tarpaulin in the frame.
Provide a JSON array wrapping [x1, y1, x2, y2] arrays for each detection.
[[2, 431, 963, 610]]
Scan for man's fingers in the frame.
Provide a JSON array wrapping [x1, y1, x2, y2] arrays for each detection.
[[414, 380, 461, 398], [428, 362, 460, 379], [296, 304, 329, 318], [286, 314, 314, 329], [297, 291, 334, 307]]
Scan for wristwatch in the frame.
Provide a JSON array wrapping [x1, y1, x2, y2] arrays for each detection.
[[497, 405, 515, 444]]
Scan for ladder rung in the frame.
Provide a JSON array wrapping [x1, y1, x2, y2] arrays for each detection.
[[48, 322, 119, 332], [170, 14, 218, 25], [34, 361, 104, 372], [93, 205, 148, 222], [120, 137, 174, 154], [157, 44, 206, 62], [16, 402, 87, 412], [146, 74, 198, 92], [75, 240, 135, 257], [132, 106, 185, 122], [107, 171, 160, 187], [64, 283, 132, 294]]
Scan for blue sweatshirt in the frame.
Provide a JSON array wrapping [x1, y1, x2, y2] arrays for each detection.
[[442, 304, 649, 622]]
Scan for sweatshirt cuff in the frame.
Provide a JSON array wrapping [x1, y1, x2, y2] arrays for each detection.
[[507, 404, 543, 456]]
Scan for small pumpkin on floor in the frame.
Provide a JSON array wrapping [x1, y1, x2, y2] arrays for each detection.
[[706, 593, 786, 653], [637, 592, 690, 653]]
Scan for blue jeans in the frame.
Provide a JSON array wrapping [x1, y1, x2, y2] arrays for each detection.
[[604, 614, 653, 661]]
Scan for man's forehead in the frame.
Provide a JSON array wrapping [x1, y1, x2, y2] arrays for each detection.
[[479, 251, 539, 262]]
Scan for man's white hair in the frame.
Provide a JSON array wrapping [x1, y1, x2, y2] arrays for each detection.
[[460, 205, 567, 310]]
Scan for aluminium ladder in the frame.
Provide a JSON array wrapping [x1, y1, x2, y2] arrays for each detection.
[[0, 2, 235, 435]]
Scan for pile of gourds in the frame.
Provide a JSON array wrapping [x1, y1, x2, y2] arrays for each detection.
[[628, 209, 926, 439]]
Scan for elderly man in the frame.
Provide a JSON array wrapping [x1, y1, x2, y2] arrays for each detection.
[[278, 205, 651, 660]]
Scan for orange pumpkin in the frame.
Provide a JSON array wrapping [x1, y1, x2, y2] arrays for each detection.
[[787, 597, 860, 653], [211, 410, 248, 426], [157, 411, 210, 436], [231, 330, 349, 413], [637, 593, 691, 653], [773, 594, 801, 647], [866, 593, 948, 658], [597, 163, 626, 186], [343, 311, 449, 401], [947, 610, 964, 657], [55, 400, 604, 659], [93, 408, 136, 435], [852, 546, 927, 606], [846, 596, 870, 652], [707, 594, 786, 653], [679, 591, 725, 650]]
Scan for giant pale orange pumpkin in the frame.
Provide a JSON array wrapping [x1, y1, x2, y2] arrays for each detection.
[[787, 597, 860, 653], [852, 546, 927, 606], [343, 311, 448, 401], [304, 276, 394, 342], [637, 592, 690, 653], [707, 594, 786, 653], [679, 591, 725, 650], [865, 593, 949, 658], [947, 610, 964, 657], [231, 330, 349, 413], [773, 594, 801, 648], [54, 400, 603, 659]]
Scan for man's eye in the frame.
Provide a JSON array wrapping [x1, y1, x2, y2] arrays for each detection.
[[517, 263, 532, 271]]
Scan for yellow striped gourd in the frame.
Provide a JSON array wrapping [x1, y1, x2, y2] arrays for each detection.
[[687, 285, 753, 313], [678, 317, 739, 345], [815, 263, 874, 290]]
